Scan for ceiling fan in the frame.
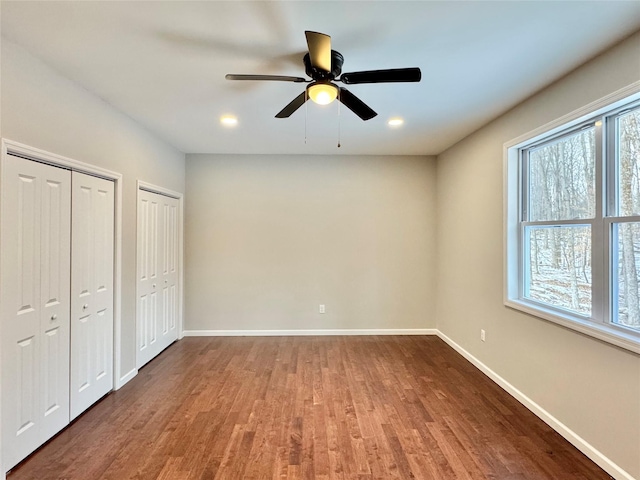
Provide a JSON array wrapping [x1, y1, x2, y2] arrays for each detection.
[[225, 31, 421, 121]]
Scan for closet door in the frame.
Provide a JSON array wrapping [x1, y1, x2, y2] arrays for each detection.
[[70, 172, 114, 420], [1, 155, 71, 470], [160, 194, 180, 352], [137, 190, 179, 368]]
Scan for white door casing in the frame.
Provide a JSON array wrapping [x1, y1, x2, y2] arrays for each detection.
[[137, 189, 180, 368], [70, 172, 114, 420], [0, 155, 71, 470]]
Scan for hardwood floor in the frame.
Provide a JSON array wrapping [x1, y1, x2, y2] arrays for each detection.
[[8, 336, 611, 480]]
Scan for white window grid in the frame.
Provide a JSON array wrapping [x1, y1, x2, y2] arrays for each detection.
[[505, 86, 640, 354]]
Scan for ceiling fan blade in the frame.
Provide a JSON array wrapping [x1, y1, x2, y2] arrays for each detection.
[[340, 67, 421, 84], [305, 31, 332, 72], [226, 74, 307, 82], [338, 88, 377, 121], [275, 91, 308, 118]]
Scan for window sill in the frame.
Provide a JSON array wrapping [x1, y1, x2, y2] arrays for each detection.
[[505, 298, 640, 355]]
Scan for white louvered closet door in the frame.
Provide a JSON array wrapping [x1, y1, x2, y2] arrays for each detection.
[[70, 172, 114, 420], [137, 189, 179, 368], [0, 155, 71, 470]]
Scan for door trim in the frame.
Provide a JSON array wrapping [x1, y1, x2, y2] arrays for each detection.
[[0, 139, 126, 394], [136, 181, 184, 370]]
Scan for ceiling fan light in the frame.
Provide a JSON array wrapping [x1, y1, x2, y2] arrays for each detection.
[[308, 83, 338, 105], [220, 115, 238, 126]]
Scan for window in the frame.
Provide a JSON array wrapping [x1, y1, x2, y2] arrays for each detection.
[[505, 88, 640, 353]]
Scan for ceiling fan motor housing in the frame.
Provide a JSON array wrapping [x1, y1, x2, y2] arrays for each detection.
[[304, 50, 344, 80]]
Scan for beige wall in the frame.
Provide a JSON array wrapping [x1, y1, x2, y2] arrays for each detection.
[[0, 39, 186, 380], [185, 154, 437, 332], [436, 32, 640, 478]]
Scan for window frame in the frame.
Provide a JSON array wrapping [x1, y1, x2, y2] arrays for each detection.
[[504, 83, 640, 354]]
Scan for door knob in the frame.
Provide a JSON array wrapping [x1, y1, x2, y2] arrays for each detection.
[[152, 284, 156, 288], [82, 304, 89, 310], [51, 314, 57, 321]]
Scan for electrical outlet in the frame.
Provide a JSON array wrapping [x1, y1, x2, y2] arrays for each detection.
[[480, 329, 486, 342], [319, 304, 326, 314]]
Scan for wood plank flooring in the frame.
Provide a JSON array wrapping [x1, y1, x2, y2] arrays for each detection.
[[8, 336, 612, 479]]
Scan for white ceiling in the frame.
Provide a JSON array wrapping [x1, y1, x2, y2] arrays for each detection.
[[2, 1, 639, 156]]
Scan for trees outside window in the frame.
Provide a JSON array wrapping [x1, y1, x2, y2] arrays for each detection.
[[523, 128, 595, 317], [613, 109, 640, 330]]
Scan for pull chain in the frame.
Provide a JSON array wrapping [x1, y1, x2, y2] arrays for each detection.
[[304, 91, 308, 145], [337, 89, 341, 148]]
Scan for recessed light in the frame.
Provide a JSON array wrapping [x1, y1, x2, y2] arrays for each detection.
[[387, 118, 404, 127], [220, 115, 238, 126]]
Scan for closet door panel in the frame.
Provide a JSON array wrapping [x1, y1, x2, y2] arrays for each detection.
[[70, 172, 114, 420], [162, 198, 179, 343], [136, 189, 162, 367], [70, 182, 93, 405], [149, 196, 160, 349], [1, 155, 71, 470], [42, 326, 64, 418], [39, 173, 72, 440], [93, 183, 113, 384]]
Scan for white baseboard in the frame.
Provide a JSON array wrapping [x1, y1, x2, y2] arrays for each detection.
[[436, 331, 634, 480], [115, 368, 137, 390], [183, 328, 437, 337]]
